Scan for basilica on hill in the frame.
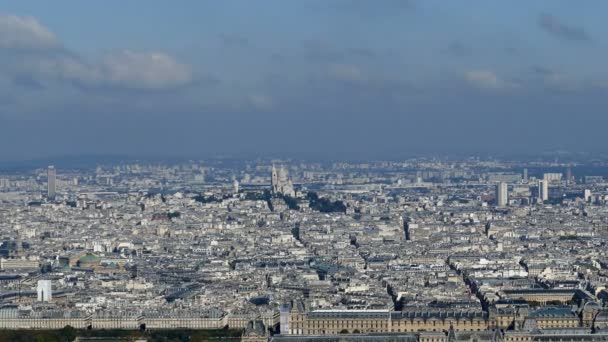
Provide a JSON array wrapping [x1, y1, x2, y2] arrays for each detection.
[[271, 165, 295, 197]]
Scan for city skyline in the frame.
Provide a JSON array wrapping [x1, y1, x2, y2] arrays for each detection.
[[2, 2, 608, 341], [2, 156, 608, 341]]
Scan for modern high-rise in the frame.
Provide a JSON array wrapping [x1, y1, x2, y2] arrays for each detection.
[[538, 180, 549, 202], [47, 165, 56, 199], [495, 182, 508, 207]]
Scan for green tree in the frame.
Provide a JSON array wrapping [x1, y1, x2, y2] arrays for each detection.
[[61, 325, 77, 341], [291, 223, 301, 240]]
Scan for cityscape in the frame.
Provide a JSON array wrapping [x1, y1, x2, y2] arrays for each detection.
[[2, 1, 608, 341], [1, 157, 608, 341]]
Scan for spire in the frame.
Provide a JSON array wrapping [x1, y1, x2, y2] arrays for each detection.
[[271, 164, 279, 194]]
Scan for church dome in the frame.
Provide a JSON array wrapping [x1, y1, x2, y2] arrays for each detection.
[[78, 253, 101, 267]]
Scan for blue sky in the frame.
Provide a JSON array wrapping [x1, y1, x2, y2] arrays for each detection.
[[1, 1, 607, 160]]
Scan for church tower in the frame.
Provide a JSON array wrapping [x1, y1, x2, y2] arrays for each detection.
[[271, 165, 279, 194]]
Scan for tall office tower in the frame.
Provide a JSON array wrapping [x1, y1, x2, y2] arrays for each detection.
[[47, 165, 56, 199], [566, 167, 573, 184], [523, 168, 528, 182], [495, 182, 508, 207], [538, 180, 549, 202], [37, 280, 52, 302]]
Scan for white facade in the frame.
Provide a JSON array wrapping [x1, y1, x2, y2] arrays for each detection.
[[37, 280, 52, 302], [543, 173, 562, 183], [584, 189, 592, 202], [271, 165, 295, 197], [495, 182, 508, 207], [538, 180, 549, 201]]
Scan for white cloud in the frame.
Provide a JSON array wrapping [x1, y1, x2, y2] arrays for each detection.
[[101, 51, 193, 89], [0, 14, 58, 49], [0, 14, 193, 90], [22, 50, 193, 90], [24, 54, 98, 83], [465, 70, 515, 90]]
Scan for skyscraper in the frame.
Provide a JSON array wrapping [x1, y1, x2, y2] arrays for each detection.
[[495, 182, 508, 207], [523, 168, 528, 182], [538, 180, 548, 202], [47, 165, 56, 199]]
